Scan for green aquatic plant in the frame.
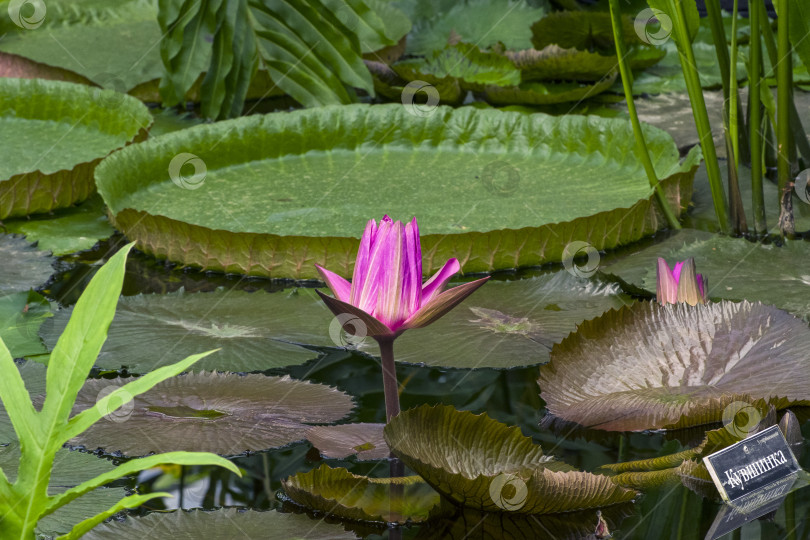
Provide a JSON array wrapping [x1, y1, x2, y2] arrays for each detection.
[[0, 244, 239, 539]]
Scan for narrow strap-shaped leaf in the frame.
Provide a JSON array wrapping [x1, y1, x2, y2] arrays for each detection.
[[0, 339, 40, 447], [61, 350, 218, 442], [42, 452, 239, 517], [56, 493, 172, 540], [40, 244, 134, 440]]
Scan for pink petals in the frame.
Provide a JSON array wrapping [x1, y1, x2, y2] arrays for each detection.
[[656, 257, 708, 306]]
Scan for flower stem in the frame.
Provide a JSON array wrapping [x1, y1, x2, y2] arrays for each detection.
[[750, 0, 767, 233], [776, 0, 795, 235], [377, 336, 401, 422]]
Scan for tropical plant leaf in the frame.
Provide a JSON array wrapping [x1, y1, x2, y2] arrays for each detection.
[[483, 72, 618, 105], [306, 423, 389, 460], [0, 361, 46, 443], [40, 288, 331, 373], [0, 234, 54, 296], [81, 508, 358, 539], [94, 104, 698, 279], [787, 0, 810, 76], [406, 0, 547, 55], [69, 372, 355, 456], [283, 464, 441, 523], [383, 404, 636, 513], [0, 78, 151, 219], [392, 272, 632, 369], [531, 11, 640, 51], [602, 229, 810, 321], [508, 45, 663, 82], [539, 301, 810, 431], [3, 195, 115, 256], [0, 290, 51, 359]]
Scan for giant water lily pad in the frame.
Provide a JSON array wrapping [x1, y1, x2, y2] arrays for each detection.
[[0, 443, 126, 538], [0, 78, 151, 219], [539, 301, 810, 431], [94, 104, 698, 279], [531, 11, 639, 52], [508, 45, 663, 82], [0, 234, 54, 295], [483, 72, 618, 105], [306, 423, 389, 460], [283, 464, 441, 523], [383, 405, 636, 513], [392, 271, 632, 369], [70, 372, 355, 456], [82, 508, 357, 539], [40, 288, 331, 373], [602, 229, 810, 321], [0, 290, 51, 358]]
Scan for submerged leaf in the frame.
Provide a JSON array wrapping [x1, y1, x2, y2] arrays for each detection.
[[70, 372, 355, 456], [383, 404, 636, 514], [306, 423, 389, 460], [283, 464, 441, 523], [539, 301, 810, 431]]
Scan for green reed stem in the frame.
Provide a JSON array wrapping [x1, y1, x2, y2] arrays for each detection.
[[666, 0, 730, 232], [750, 0, 767, 232], [608, 0, 680, 229], [785, 491, 796, 540], [776, 0, 795, 234]]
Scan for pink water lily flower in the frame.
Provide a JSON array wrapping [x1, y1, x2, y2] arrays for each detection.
[[316, 215, 489, 339], [656, 257, 708, 306]]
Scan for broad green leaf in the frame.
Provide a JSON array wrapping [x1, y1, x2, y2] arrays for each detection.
[[531, 11, 640, 51], [0, 234, 54, 296], [508, 45, 664, 82], [3, 196, 115, 256], [787, 0, 810, 76], [483, 72, 618, 105], [0, 291, 51, 358], [40, 288, 328, 373], [94, 104, 699, 279], [407, 0, 547, 55], [0, 361, 46, 444], [0, 340, 39, 447], [283, 464, 441, 523], [0, 78, 151, 219], [539, 301, 810, 431], [357, 0, 411, 53], [68, 372, 355, 456], [81, 508, 357, 539], [306, 423, 388, 460], [383, 404, 636, 513]]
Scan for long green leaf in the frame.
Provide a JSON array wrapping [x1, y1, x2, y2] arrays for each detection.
[[61, 350, 219, 441], [42, 452, 239, 517], [0, 340, 39, 447], [56, 493, 172, 540]]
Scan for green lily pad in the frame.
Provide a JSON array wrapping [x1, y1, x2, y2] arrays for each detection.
[[306, 423, 389, 460], [0, 361, 46, 443], [0, 0, 164, 93], [392, 271, 633, 369], [0, 234, 54, 295], [406, 0, 547, 55], [40, 288, 331, 373], [0, 442, 126, 538], [283, 464, 441, 523], [70, 372, 355, 456], [3, 195, 114, 255], [508, 45, 663, 82], [602, 229, 810, 321], [81, 508, 358, 540], [94, 103, 698, 279], [0, 77, 151, 219], [0, 290, 51, 358], [383, 404, 636, 513], [531, 11, 639, 52], [483, 71, 618, 105], [539, 301, 810, 431]]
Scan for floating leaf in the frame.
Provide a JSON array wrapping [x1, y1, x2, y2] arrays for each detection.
[[94, 104, 698, 279], [306, 423, 389, 460], [40, 288, 330, 373], [70, 372, 355, 456], [539, 301, 810, 431], [3, 195, 114, 255], [0, 290, 51, 358], [508, 45, 664, 83], [82, 508, 357, 539], [383, 404, 636, 513], [283, 464, 441, 523], [0, 234, 54, 295], [392, 272, 632, 369], [0, 442, 125, 538], [483, 72, 618, 105], [531, 11, 639, 51], [0, 78, 151, 219]]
